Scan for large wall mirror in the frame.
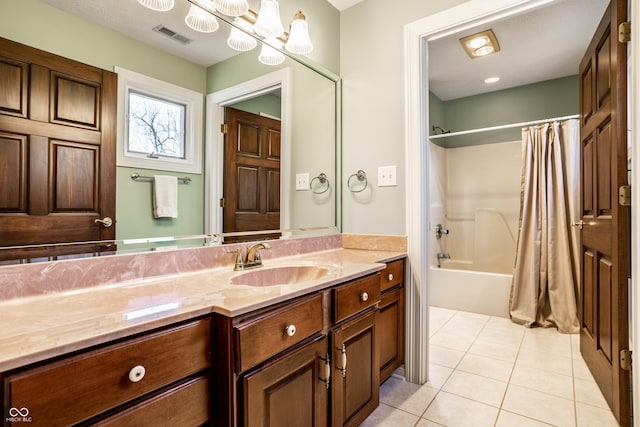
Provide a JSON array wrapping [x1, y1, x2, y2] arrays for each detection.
[[0, 0, 341, 262]]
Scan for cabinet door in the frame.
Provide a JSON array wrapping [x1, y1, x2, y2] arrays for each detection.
[[241, 336, 329, 427], [378, 287, 404, 383], [331, 309, 379, 427]]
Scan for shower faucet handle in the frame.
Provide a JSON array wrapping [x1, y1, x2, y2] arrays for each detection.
[[435, 224, 450, 239]]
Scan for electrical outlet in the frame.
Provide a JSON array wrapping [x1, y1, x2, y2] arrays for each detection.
[[378, 165, 397, 187], [296, 173, 310, 191]]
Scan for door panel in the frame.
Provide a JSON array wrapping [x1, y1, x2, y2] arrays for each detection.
[[0, 37, 116, 257], [223, 107, 281, 237], [578, 1, 630, 425]]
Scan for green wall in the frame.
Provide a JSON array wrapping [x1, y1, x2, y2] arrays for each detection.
[[231, 94, 282, 118], [438, 75, 579, 147]]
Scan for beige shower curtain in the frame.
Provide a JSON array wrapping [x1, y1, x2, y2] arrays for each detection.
[[509, 121, 580, 333]]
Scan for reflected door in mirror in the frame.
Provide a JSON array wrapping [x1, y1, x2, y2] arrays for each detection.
[[0, 38, 116, 255], [223, 108, 280, 241]]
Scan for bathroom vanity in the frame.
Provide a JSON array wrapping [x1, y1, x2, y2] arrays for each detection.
[[0, 245, 405, 427]]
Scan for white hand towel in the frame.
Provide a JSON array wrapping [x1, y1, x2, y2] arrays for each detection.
[[153, 175, 178, 219]]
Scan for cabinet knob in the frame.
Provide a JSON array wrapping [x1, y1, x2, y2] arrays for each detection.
[[360, 292, 369, 302], [284, 324, 297, 337], [128, 365, 146, 383], [388, 273, 394, 281]]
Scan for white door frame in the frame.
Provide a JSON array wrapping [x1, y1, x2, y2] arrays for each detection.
[[404, 1, 638, 406], [205, 68, 292, 234]]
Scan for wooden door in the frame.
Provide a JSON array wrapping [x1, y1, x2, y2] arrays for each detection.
[[241, 336, 329, 427], [223, 107, 280, 239], [331, 309, 379, 427], [0, 38, 116, 257], [578, 1, 631, 425]]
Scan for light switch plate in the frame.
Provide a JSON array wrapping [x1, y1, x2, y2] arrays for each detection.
[[378, 165, 397, 187], [296, 173, 310, 191]]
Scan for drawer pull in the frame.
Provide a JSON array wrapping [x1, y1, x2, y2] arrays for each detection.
[[319, 353, 331, 389], [284, 324, 297, 337], [336, 344, 347, 378], [128, 365, 146, 383], [360, 292, 369, 302], [388, 273, 394, 281]]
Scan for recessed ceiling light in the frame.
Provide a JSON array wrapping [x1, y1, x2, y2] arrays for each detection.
[[460, 29, 500, 59], [484, 77, 500, 84]]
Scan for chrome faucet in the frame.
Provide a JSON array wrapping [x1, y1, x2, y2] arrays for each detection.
[[228, 242, 271, 271], [436, 252, 451, 268]]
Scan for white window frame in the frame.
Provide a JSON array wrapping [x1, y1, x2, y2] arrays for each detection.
[[115, 66, 203, 174]]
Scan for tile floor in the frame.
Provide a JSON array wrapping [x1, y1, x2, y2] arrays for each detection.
[[363, 306, 619, 427]]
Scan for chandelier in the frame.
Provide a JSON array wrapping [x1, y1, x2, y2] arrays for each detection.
[[137, 0, 313, 65]]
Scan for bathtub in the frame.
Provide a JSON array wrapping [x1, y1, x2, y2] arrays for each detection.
[[429, 261, 512, 318]]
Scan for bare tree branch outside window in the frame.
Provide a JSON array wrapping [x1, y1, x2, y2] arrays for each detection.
[[127, 91, 186, 159]]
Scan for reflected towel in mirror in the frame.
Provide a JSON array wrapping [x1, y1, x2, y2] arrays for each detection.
[[153, 175, 178, 219]]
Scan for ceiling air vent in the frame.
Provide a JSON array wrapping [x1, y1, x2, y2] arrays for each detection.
[[152, 25, 193, 45]]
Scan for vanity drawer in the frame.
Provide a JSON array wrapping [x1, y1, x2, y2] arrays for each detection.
[[380, 259, 404, 292], [235, 293, 323, 373], [4, 319, 211, 427], [333, 273, 381, 324], [94, 375, 211, 426]]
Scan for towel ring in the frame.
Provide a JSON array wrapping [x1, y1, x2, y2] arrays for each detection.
[[347, 170, 367, 193], [310, 173, 330, 194]]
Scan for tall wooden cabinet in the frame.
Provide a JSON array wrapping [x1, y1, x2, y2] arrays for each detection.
[[377, 259, 405, 383]]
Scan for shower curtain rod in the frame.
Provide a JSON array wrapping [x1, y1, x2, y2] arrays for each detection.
[[429, 114, 580, 140]]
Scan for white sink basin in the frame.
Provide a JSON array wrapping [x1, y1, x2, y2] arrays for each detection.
[[230, 265, 331, 287]]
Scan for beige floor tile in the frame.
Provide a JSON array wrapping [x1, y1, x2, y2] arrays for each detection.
[[422, 391, 499, 427], [415, 419, 446, 427], [468, 339, 519, 362], [430, 330, 475, 352], [502, 384, 575, 427], [484, 316, 525, 333], [574, 377, 610, 409], [429, 344, 465, 369], [360, 403, 420, 427], [457, 352, 514, 382], [426, 364, 453, 389], [475, 327, 525, 347], [575, 402, 619, 427], [572, 356, 596, 381], [379, 377, 439, 416], [521, 328, 573, 357], [510, 364, 574, 399], [441, 370, 507, 407], [515, 348, 573, 376], [495, 410, 555, 427]]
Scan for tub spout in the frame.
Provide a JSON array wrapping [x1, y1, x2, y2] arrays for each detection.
[[436, 252, 451, 268]]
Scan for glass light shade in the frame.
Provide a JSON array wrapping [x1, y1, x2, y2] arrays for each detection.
[[253, 0, 284, 39], [285, 11, 313, 55], [227, 19, 258, 51], [185, 3, 219, 33], [467, 36, 488, 49], [258, 40, 285, 65], [137, 0, 174, 11], [214, 0, 249, 17], [474, 45, 494, 56]]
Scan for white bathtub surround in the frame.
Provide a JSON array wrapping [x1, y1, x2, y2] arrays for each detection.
[[429, 266, 512, 318], [510, 121, 580, 333]]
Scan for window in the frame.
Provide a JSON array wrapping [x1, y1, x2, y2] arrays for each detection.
[[115, 67, 203, 173]]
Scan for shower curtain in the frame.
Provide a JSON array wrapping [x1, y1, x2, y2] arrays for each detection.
[[509, 120, 580, 333]]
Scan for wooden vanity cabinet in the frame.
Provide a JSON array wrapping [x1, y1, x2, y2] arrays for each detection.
[[213, 272, 382, 427], [2, 318, 212, 427], [377, 258, 405, 383]]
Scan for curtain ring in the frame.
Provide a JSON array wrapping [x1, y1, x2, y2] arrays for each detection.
[[347, 170, 367, 193], [310, 173, 330, 194]]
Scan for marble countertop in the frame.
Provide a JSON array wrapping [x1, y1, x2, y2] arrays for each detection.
[[0, 248, 405, 372]]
